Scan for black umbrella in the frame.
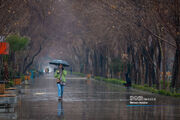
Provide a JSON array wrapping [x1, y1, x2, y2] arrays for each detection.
[[49, 59, 70, 67]]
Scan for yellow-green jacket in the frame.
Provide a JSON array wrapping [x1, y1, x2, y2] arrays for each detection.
[[54, 70, 67, 82]]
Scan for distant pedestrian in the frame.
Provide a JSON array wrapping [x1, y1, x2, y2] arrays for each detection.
[[70, 67, 72, 75], [54, 64, 67, 100], [124, 72, 131, 88]]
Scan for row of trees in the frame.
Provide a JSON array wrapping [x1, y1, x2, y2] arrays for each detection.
[[0, 0, 54, 81], [1, 0, 179, 92], [45, 0, 179, 91]]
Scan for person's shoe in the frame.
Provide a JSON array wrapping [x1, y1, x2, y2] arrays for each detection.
[[58, 97, 62, 100]]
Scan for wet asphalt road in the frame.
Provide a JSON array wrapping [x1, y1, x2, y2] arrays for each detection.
[[1, 73, 180, 120]]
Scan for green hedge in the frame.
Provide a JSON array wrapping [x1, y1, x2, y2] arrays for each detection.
[[132, 84, 180, 97], [95, 76, 180, 98], [94, 76, 126, 85], [72, 72, 86, 77], [74, 73, 180, 98], [5, 79, 14, 88]]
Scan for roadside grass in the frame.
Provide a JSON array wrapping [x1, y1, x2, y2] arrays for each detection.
[[95, 77, 180, 98], [132, 84, 180, 97], [5, 80, 14, 88], [132, 84, 159, 93], [5, 74, 25, 88], [73, 72, 180, 98], [72, 72, 86, 77], [94, 76, 126, 85]]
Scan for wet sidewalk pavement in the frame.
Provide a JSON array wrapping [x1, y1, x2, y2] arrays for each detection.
[[0, 73, 180, 120]]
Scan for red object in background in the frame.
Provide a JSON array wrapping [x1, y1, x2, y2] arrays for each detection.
[[0, 42, 9, 55]]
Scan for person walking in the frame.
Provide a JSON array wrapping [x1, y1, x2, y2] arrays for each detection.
[[54, 64, 67, 100], [70, 67, 73, 75]]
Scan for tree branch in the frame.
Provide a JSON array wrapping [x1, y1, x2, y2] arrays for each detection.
[[23, 45, 42, 73], [143, 25, 177, 48]]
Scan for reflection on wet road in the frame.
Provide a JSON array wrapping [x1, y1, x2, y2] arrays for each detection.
[[0, 73, 180, 120], [0, 96, 17, 120]]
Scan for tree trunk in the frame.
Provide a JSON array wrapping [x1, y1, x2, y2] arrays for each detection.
[[171, 0, 180, 92], [171, 44, 180, 91], [23, 45, 42, 73], [162, 42, 166, 89], [156, 40, 161, 89]]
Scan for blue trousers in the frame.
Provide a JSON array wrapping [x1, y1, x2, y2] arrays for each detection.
[[57, 83, 64, 97]]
